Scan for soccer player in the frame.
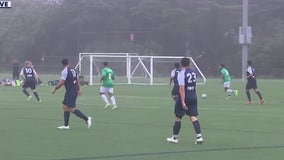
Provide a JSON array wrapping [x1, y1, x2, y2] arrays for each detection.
[[167, 57, 203, 144], [20, 60, 41, 102], [100, 61, 117, 109], [169, 63, 180, 101], [12, 59, 20, 79], [52, 58, 92, 129], [245, 60, 264, 105], [219, 64, 238, 99]]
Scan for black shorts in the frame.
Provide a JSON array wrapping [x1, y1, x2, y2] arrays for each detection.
[[22, 79, 36, 90], [174, 96, 198, 117], [63, 93, 77, 108], [246, 79, 257, 90], [171, 86, 179, 96]]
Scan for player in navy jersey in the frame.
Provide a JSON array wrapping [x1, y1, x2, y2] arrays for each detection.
[[20, 61, 41, 102], [167, 57, 203, 144], [169, 63, 180, 101], [52, 58, 92, 130], [246, 60, 264, 105]]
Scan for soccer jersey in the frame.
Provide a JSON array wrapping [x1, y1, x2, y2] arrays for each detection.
[[20, 67, 37, 81], [246, 66, 255, 80], [61, 67, 78, 95], [101, 67, 115, 87], [171, 68, 180, 96], [178, 68, 197, 97], [220, 68, 231, 82]]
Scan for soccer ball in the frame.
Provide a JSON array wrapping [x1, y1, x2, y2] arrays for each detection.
[[201, 93, 207, 99]]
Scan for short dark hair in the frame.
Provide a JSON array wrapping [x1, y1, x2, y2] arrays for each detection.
[[61, 58, 69, 66], [103, 61, 108, 67], [220, 64, 225, 68], [247, 60, 252, 66], [180, 57, 190, 67], [174, 62, 180, 68]]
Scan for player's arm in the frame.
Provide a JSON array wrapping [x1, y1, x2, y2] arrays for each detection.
[[76, 77, 82, 96], [169, 70, 174, 85], [178, 70, 188, 110], [100, 69, 106, 82], [246, 67, 253, 79], [19, 68, 25, 80], [52, 69, 67, 94], [33, 69, 40, 84]]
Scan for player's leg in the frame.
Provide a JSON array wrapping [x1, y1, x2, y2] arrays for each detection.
[[57, 105, 70, 129], [22, 82, 32, 100], [186, 98, 203, 144], [253, 88, 264, 105], [100, 87, 111, 108], [167, 99, 184, 144], [246, 82, 253, 104], [31, 81, 41, 102], [108, 88, 117, 109]]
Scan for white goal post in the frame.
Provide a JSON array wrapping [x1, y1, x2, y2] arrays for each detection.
[[75, 53, 206, 85]]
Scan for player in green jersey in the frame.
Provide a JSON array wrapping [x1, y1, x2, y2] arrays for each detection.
[[100, 62, 117, 109], [220, 64, 238, 99]]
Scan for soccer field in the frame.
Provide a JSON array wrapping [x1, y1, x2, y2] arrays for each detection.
[[0, 79, 284, 160]]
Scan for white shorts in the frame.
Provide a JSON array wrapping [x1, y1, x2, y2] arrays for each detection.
[[100, 87, 114, 94], [223, 81, 231, 88]]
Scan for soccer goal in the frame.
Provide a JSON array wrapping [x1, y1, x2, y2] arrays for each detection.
[[75, 53, 206, 85]]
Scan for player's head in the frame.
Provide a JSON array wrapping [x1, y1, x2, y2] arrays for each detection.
[[220, 64, 225, 69], [247, 60, 252, 66], [180, 57, 190, 68], [61, 58, 69, 66], [103, 61, 108, 67], [25, 61, 31, 67], [174, 62, 180, 69]]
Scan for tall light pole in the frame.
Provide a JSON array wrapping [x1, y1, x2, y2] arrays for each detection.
[[241, 0, 248, 80]]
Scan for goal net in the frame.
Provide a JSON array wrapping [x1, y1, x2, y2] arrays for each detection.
[[75, 53, 206, 85]]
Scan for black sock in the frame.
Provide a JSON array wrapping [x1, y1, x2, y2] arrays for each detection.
[[64, 111, 70, 126], [256, 91, 263, 100], [73, 109, 88, 121], [193, 120, 201, 135], [33, 91, 40, 101], [246, 91, 251, 101], [173, 121, 181, 136], [23, 89, 30, 96]]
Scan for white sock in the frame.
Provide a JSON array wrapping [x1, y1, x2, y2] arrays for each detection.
[[110, 96, 117, 106], [226, 89, 234, 93], [101, 94, 109, 104]]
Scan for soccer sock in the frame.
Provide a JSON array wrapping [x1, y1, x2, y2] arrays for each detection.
[[33, 91, 40, 101], [23, 89, 30, 96], [73, 109, 88, 121], [256, 91, 263, 100], [226, 89, 234, 93], [101, 94, 109, 104], [173, 121, 181, 137], [246, 91, 251, 101], [110, 96, 117, 106], [192, 120, 201, 135], [64, 111, 70, 126]]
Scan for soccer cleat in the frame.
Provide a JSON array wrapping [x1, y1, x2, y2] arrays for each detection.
[[112, 105, 118, 110], [57, 126, 70, 130], [246, 101, 253, 105], [38, 99, 42, 103], [87, 117, 92, 128], [166, 137, 178, 144], [260, 99, 264, 105], [26, 95, 32, 101], [195, 137, 203, 144], [225, 96, 231, 100], [104, 103, 111, 109], [235, 90, 238, 96]]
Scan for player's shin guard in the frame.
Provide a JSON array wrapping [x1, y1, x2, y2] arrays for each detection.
[[246, 90, 251, 101], [100, 94, 109, 104], [64, 111, 70, 126], [193, 120, 201, 135], [73, 109, 88, 121], [110, 96, 117, 106], [33, 91, 40, 101], [173, 121, 181, 136], [256, 91, 263, 100], [23, 89, 30, 96]]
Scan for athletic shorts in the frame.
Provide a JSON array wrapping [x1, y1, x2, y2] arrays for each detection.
[[246, 79, 257, 90], [22, 79, 36, 90], [174, 96, 199, 117], [223, 81, 231, 88], [63, 92, 77, 108], [100, 86, 114, 94]]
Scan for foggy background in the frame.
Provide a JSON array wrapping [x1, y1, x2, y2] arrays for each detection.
[[0, 0, 284, 78]]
